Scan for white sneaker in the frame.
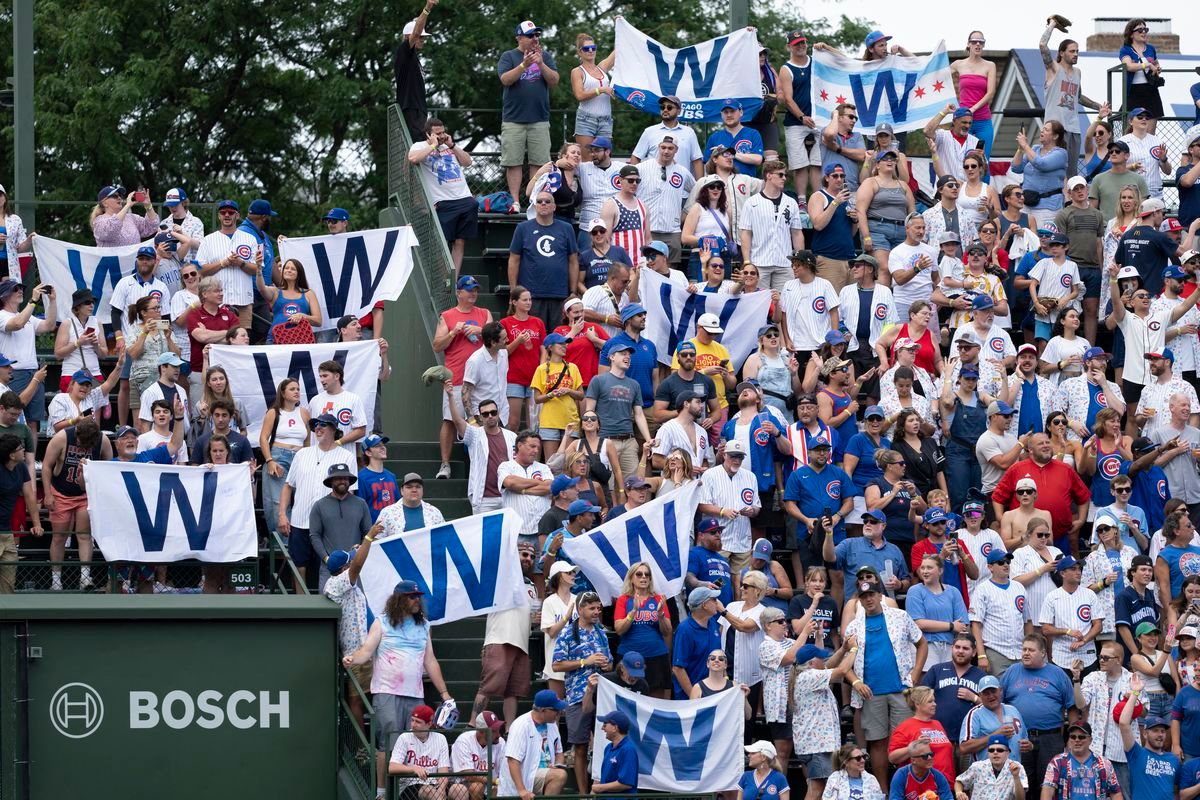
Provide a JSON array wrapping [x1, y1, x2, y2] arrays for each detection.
[[51, 574, 63, 591], [436, 462, 452, 479], [80, 570, 93, 590]]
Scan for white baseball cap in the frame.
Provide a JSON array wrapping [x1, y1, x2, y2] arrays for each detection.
[[1066, 176, 1088, 191], [586, 218, 607, 232], [1182, 249, 1200, 264], [402, 19, 431, 37], [1116, 266, 1140, 281], [697, 312, 724, 334]]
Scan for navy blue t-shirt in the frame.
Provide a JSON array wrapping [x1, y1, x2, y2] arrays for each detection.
[[1114, 224, 1178, 296], [687, 545, 732, 606], [510, 219, 578, 298], [1178, 165, 1200, 229], [920, 662, 987, 744], [497, 48, 557, 124], [581, 245, 632, 289]]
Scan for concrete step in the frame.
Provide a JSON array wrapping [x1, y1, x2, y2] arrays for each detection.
[[382, 459, 467, 479]]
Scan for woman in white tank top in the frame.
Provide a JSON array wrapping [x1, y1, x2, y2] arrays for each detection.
[[53, 290, 107, 391], [955, 152, 999, 245], [261, 377, 311, 538], [571, 33, 615, 148]]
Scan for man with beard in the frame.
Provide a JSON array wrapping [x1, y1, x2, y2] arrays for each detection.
[[1135, 349, 1200, 437], [1119, 674, 1179, 800], [1007, 343, 1057, 435], [577, 137, 625, 244], [637, 137, 695, 264], [629, 95, 704, 179], [919, 633, 988, 759]]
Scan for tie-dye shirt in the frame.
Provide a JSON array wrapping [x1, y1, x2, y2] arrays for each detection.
[[371, 615, 430, 697]]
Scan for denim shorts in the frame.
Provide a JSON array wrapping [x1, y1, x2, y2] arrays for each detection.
[[867, 218, 906, 251], [574, 110, 613, 138], [507, 383, 534, 398], [1079, 265, 1103, 299], [1035, 320, 1054, 340], [538, 427, 564, 441]]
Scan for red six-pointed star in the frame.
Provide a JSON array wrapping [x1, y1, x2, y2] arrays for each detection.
[[914, 86, 926, 99], [819, 89, 829, 101], [835, 94, 846, 104], [933, 80, 945, 92]]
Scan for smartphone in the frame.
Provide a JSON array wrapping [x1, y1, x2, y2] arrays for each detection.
[[720, 359, 730, 369], [133, 191, 149, 203]]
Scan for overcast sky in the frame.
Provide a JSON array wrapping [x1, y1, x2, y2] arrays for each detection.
[[797, 1, 1193, 54]]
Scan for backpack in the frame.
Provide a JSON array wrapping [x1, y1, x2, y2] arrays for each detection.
[[477, 191, 514, 214]]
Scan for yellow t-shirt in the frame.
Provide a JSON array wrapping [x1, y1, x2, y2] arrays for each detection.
[[670, 338, 732, 409], [530, 361, 583, 430]]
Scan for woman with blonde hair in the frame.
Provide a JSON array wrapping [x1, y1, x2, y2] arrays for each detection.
[[639, 442, 694, 498], [540, 562, 578, 698], [1103, 184, 1142, 273], [736, 741, 789, 800], [0, 186, 33, 278], [570, 33, 615, 148], [565, 449, 607, 516], [1079, 407, 1132, 514], [823, 743, 884, 800], [887, 685, 954, 782], [741, 322, 797, 418], [613, 561, 673, 698], [190, 365, 249, 443], [725, 571, 770, 711], [91, 184, 160, 247], [526, 142, 583, 224], [956, 151, 1000, 238]]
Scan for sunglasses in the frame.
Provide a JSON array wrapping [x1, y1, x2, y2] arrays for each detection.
[[848, 754, 866, 762], [889, 460, 907, 467], [913, 753, 934, 760], [986, 747, 1008, 753], [633, 571, 650, 578], [582, 415, 599, 422], [580, 44, 596, 51], [1134, 113, 1150, 120], [708, 184, 725, 191], [762, 331, 778, 337], [834, 366, 850, 373], [1016, 489, 1037, 496], [1098, 654, 1118, 662], [845, 115, 859, 121], [1068, 734, 1090, 741], [1114, 487, 1132, 494], [708, 654, 727, 662], [1035, 532, 1052, 538], [963, 163, 980, 170], [591, 229, 607, 235], [942, 182, 960, 189], [710, 262, 726, 270], [1133, 27, 1149, 33], [534, 198, 554, 205], [1133, 293, 1151, 299], [969, 39, 986, 45], [1010, 190, 1024, 197], [478, 409, 499, 418], [1050, 418, 1067, 426], [624, 177, 641, 184], [768, 618, 786, 625], [182, 272, 199, 279]]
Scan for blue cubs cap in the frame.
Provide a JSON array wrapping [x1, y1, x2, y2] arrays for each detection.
[[248, 199, 278, 217], [323, 207, 350, 221], [1049, 232, 1070, 246], [136, 245, 156, 258], [608, 342, 635, 354], [923, 507, 948, 525], [1127, 107, 1148, 118], [1084, 346, 1110, 361], [823, 163, 846, 176], [456, 275, 479, 290], [675, 340, 697, 354], [758, 323, 780, 337], [952, 106, 974, 120], [986, 549, 1013, 564], [70, 370, 95, 385], [362, 433, 390, 450], [825, 329, 849, 345], [543, 332, 568, 347], [164, 187, 187, 206], [551, 474, 576, 496], [863, 509, 886, 523], [720, 99, 742, 111], [864, 405, 885, 420], [1143, 715, 1171, 729], [864, 31, 892, 48], [97, 185, 124, 202], [393, 580, 424, 595], [309, 413, 341, 432], [960, 364, 980, 378], [988, 400, 1015, 416], [795, 644, 833, 664], [642, 241, 669, 259], [972, 294, 995, 310], [590, 136, 613, 150], [986, 734, 1010, 750], [0, 353, 13, 367], [326, 550, 352, 574], [113, 425, 139, 439], [533, 688, 567, 710], [600, 710, 632, 733], [1056, 555, 1080, 572], [217, 199, 239, 211], [568, 499, 601, 517], [620, 651, 647, 678], [697, 518, 724, 535], [620, 304, 647, 323], [154, 231, 177, 248], [1164, 265, 1187, 280]]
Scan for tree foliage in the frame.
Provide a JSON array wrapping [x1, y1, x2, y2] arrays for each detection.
[[0, 0, 871, 240]]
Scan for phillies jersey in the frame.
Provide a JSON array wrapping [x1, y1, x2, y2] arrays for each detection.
[[390, 731, 450, 788], [451, 731, 507, 779]]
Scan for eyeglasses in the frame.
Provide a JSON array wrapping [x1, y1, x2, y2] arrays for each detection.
[[1114, 487, 1132, 494], [623, 177, 641, 184], [478, 409, 499, 418], [580, 44, 597, 51], [534, 198, 554, 205]]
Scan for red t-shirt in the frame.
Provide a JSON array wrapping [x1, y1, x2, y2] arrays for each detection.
[[441, 307, 490, 383], [185, 304, 239, 371], [553, 323, 609, 386], [501, 315, 547, 386], [991, 458, 1091, 543], [358, 301, 384, 328], [888, 716, 955, 787]]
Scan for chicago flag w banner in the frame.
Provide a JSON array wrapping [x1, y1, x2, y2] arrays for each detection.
[[84, 461, 256, 562], [592, 679, 743, 791], [33, 235, 153, 321], [210, 339, 380, 440], [812, 41, 957, 133], [278, 226, 417, 331], [638, 267, 772, 371], [357, 510, 527, 625], [611, 17, 762, 123], [561, 482, 700, 604]]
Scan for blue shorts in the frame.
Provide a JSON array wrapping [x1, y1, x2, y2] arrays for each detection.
[[538, 427, 564, 441], [574, 110, 613, 138], [435, 195, 479, 243], [1035, 320, 1053, 340], [1079, 265, 1102, 299], [287, 526, 318, 572], [867, 218, 906, 251], [507, 383, 534, 399], [121, 355, 133, 380]]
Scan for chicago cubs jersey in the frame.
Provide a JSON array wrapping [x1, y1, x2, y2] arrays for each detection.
[[195, 228, 260, 306], [968, 579, 1030, 660], [307, 389, 368, 434], [1038, 585, 1100, 668], [109, 272, 170, 339], [700, 463, 761, 553], [779, 276, 839, 351]]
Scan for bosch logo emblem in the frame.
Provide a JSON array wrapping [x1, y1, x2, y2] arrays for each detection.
[[1149, 320, 1162, 332], [989, 338, 1005, 353], [1060, 274, 1073, 289], [610, 174, 623, 190], [826, 481, 841, 499], [981, 542, 994, 557], [628, 91, 646, 107], [1158, 479, 1168, 499], [741, 488, 756, 505], [235, 244, 253, 260], [812, 297, 827, 314], [754, 427, 771, 446], [50, 682, 104, 739], [1100, 455, 1121, 479], [669, 172, 684, 188], [874, 304, 888, 320], [337, 409, 353, 426], [1077, 605, 1092, 623], [735, 139, 753, 153], [1015, 595, 1026, 613]]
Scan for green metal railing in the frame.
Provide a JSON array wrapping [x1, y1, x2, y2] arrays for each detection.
[[339, 665, 376, 796]]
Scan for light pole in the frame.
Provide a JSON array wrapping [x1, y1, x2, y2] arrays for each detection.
[[13, 0, 35, 230], [730, 0, 749, 31]]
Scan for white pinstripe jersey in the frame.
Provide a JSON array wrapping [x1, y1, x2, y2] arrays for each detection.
[[738, 192, 804, 267], [497, 459, 552, 535], [636, 160, 694, 233], [578, 160, 626, 224], [195, 228, 259, 306], [700, 464, 761, 553], [652, 417, 712, 469], [283, 443, 358, 528], [1037, 585, 1099, 668], [968, 579, 1030, 660]]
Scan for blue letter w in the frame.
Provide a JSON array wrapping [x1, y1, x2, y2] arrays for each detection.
[[849, 70, 917, 127], [68, 250, 124, 306], [380, 514, 503, 620], [647, 39, 727, 98], [616, 695, 714, 781], [122, 471, 218, 551], [658, 287, 740, 355], [592, 502, 681, 582], [310, 231, 398, 319]]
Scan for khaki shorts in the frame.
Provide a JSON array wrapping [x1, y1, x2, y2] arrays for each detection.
[[785, 125, 821, 170], [815, 256, 850, 293], [348, 661, 374, 692], [861, 691, 911, 741], [501, 121, 552, 167], [723, 549, 751, 578], [479, 642, 532, 698]]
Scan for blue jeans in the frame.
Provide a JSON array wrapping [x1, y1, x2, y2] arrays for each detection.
[[945, 440, 982, 511], [263, 446, 297, 538], [970, 118, 995, 169]]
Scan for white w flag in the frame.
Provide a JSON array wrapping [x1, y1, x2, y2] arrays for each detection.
[[612, 18, 762, 123], [357, 510, 526, 625], [560, 482, 699, 605], [209, 339, 380, 440], [83, 461, 256, 562], [33, 235, 155, 320], [812, 42, 957, 134], [592, 678, 743, 792], [278, 226, 417, 331], [638, 267, 773, 371]]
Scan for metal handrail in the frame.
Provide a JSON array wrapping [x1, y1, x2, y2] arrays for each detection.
[[267, 530, 309, 595]]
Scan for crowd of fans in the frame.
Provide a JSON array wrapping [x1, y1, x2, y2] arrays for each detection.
[[3, 5, 1200, 800]]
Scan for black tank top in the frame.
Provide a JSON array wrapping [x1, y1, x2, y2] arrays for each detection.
[[698, 677, 733, 697], [50, 427, 103, 497]]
